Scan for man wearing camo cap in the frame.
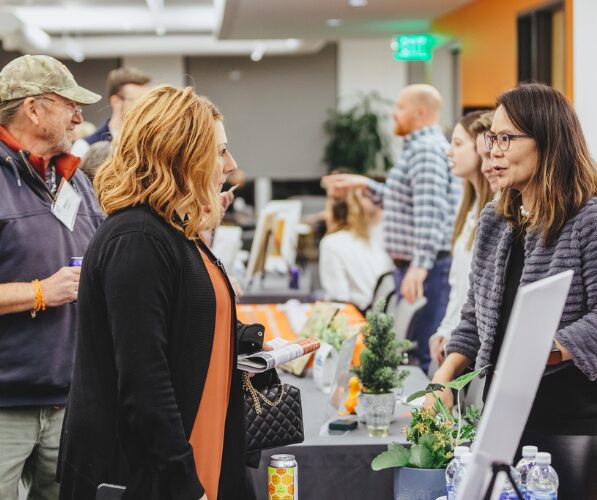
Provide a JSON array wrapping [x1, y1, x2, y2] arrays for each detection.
[[0, 55, 104, 500]]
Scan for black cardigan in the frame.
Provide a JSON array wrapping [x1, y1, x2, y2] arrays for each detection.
[[57, 204, 247, 500]]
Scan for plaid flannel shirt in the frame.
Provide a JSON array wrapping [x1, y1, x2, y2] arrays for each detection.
[[367, 125, 461, 270]]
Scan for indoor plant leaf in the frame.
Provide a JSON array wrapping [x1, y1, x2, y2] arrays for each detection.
[[408, 444, 434, 469], [432, 395, 451, 421], [444, 366, 489, 391], [406, 387, 437, 403], [371, 444, 410, 470], [419, 433, 436, 450]]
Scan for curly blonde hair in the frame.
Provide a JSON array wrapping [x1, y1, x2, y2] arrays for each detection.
[[94, 85, 222, 239]]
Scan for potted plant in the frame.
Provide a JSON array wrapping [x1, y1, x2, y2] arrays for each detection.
[[353, 299, 411, 437], [323, 92, 394, 174], [371, 368, 486, 500]]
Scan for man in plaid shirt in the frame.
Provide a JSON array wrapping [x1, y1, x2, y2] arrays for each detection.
[[323, 84, 460, 370]]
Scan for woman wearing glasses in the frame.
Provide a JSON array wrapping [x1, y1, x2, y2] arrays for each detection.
[[426, 83, 597, 495]]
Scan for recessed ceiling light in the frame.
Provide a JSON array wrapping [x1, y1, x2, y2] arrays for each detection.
[[326, 18, 343, 28], [348, 0, 368, 6]]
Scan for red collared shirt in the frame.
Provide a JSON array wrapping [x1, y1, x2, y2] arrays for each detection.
[[0, 125, 80, 181]]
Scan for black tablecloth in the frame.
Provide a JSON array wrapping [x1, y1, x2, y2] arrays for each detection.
[[246, 366, 429, 500]]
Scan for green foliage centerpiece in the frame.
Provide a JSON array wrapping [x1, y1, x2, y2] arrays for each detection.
[[372, 367, 486, 470], [371, 367, 486, 500], [353, 300, 411, 437]]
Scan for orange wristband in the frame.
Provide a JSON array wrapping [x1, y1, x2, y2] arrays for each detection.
[[31, 279, 45, 318]]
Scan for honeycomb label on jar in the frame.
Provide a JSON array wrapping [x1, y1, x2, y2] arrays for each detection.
[[267, 466, 296, 500]]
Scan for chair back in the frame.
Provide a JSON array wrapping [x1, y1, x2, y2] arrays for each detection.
[[385, 291, 427, 343], [365, 271, 395, 312]]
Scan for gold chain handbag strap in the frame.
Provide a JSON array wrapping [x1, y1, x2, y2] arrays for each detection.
[[242, 371, 285, 415]]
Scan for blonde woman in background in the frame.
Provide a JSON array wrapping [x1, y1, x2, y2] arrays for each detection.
[[319, 189, 393, 310], [472, 111, 499, 193], [428, 111, 496, 369], [58, 86, 248, 500]]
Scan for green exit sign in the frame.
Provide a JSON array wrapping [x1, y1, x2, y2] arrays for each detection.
[[392, 34, 436, 61]]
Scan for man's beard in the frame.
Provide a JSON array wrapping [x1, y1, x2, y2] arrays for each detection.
[[394, 121, 408, 136], [41, 125, 73, 156]]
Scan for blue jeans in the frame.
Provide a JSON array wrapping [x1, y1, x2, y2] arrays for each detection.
[[0, 406, 64, 500], [394, 256, 451, 372]]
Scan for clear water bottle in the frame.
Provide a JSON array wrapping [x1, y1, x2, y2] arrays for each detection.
[[452, 452, 472, 498], [446, 446, 470, 500], [527, 452, 558, 500], [499, 466, 521, 499], [516, 445, 538, 498]]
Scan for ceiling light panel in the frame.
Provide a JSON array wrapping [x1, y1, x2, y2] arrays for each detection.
[[10, 5, 216, 34]]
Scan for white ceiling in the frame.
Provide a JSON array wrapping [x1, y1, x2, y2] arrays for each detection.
[[219, 0, 472, 39], [0, 0, 472, 60]]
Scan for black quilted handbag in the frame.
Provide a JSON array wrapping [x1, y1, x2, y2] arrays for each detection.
[[242, 371, 304, 453]]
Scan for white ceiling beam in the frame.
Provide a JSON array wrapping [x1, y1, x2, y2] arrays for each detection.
[[43, 35, 325, 58], [9, 6, 216, 34]]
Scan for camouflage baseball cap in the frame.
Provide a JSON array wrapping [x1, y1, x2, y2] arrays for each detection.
[[0, 54, 100, 104]]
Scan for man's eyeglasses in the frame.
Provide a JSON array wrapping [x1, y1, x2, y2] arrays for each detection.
[[484, 131, 530, 152], [37, 96, 82, 117]]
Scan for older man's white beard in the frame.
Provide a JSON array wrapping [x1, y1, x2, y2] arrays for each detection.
[[40, 126, 75, 156]]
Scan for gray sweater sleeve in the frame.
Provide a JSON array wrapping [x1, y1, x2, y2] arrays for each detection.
[[555, 205, 597, 381], [444, 204, 499, 366], [444, 258, 481, 364]]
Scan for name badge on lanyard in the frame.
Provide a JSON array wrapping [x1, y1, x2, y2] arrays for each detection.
[[51, 178, 82, 231]]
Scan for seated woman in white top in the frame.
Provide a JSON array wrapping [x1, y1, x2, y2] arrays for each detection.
[[319, 189, 393, 311], [428, 111, 497, 366]]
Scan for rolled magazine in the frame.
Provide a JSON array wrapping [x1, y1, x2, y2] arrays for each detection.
[[237, 337, 321, 373]]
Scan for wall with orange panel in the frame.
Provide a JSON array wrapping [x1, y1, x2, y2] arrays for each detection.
[[432, 0, 573, 108]]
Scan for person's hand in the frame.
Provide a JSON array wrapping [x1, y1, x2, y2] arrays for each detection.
[[400, 266, 428, 304], [429, 334, 447, 365], [423, 385, 453, 412], [219, 190, 235, 213], [321, 173, 369, 197], [41, 266, 81, 307]]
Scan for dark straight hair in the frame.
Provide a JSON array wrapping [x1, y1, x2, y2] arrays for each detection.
[[495, 83, 597, 245]]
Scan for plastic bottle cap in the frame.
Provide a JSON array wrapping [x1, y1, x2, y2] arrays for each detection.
[[522, 445, 538, 458], [535, 452, 551, 464], [454, 446, 470, 458]]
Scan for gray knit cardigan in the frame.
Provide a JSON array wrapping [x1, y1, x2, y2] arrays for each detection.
[[445, 197, 597, 381]]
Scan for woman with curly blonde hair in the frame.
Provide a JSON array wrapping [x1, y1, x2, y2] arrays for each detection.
[[58, 85, 246, 500]]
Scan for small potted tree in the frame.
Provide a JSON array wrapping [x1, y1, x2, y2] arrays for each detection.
[[353, 300, 411, 437]]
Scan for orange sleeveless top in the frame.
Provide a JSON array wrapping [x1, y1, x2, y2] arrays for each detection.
[[188, 249, 233, 499]]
